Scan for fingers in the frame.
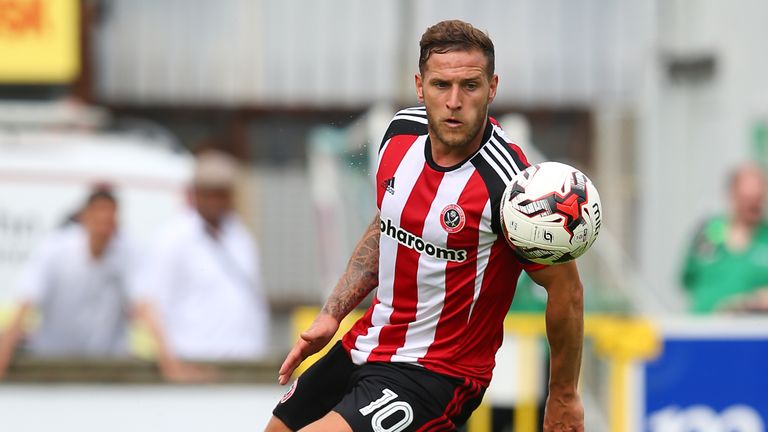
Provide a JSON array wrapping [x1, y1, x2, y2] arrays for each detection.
[[278, 316, 339, 385], [278, 333, 330, 385], [278, 342, 308, 385]]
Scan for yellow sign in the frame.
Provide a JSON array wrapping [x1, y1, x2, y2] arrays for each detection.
[[0, 0, 80, 83]]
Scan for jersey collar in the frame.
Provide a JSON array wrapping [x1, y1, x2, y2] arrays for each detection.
[[424, 118, 493, 172]]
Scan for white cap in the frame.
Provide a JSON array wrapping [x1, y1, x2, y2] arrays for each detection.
[[192, 150, 239, 188]]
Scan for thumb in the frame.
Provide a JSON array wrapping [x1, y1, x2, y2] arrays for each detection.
[[300, 329, 318, 342]]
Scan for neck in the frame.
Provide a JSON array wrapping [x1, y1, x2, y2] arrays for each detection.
[[205, 222, 221, 239], [89, 236, 109, 259], [430, 118, 487, 167], [727, 218, 757, 251], [733, 216, 759, 231], [201, 215, 223, 239]]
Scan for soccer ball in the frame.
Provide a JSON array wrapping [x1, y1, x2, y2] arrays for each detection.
[[500, 162, 602, 265]]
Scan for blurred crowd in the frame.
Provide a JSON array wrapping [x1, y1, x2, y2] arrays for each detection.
[[0, 150, 271, 383]]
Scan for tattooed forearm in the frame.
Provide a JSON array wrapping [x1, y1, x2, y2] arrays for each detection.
[[321, 215, 381, 321]]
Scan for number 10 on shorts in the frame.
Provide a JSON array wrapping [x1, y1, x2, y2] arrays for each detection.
[[359, 388, 414, 432]]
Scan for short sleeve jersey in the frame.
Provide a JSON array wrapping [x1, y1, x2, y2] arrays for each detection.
[[137, 210, 270, 360], [682, 215, 768, 313], [15, 224, 136, 357], [341, 106, 545, 387]]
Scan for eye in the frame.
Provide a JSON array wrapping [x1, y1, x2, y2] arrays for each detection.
[[433, 80, 449, 89], [465, 81, 479, 90]]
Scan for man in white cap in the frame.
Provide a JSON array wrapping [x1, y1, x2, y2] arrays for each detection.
[[138, 150, 270, 362]]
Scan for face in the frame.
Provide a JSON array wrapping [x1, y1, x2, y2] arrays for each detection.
[[194, 186, 233, 226], [732, 169, 767, 226], [80, 198, 117, 242], [415, 48, 498, 150]]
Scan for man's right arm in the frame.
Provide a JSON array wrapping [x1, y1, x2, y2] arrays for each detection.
[[277, 213, 381, 385]]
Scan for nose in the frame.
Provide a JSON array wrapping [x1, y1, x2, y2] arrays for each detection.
[[446, 85, 461, 110]]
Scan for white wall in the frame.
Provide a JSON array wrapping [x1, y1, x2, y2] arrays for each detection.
[[95, 0, 655, 107]]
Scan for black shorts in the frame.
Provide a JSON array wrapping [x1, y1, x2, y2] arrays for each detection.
[[273, 341, 485, 431]]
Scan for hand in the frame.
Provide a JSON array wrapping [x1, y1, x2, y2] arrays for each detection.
[[278, 312, 339, 385], [543, 391, 584, 432], [160, 360, 219, 384]]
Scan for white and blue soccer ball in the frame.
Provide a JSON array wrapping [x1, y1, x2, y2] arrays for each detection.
[[500, 161, 602, 265]]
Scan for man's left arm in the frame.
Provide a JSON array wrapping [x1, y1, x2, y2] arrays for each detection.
[[528, 261, 585, 432]]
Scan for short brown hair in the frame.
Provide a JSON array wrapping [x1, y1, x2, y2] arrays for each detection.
[[419, 20, 495, 78]]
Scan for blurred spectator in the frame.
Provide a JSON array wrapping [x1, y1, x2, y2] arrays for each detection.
[[139, 150, 270, 361], [0, 185, 205, 381], [682, 163, 768, 313]]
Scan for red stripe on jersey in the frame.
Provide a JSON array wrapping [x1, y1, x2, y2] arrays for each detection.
[[376, 135, 419, 209], [422, 171, 487, 361], [367, 163, 444, 362], [507, 142, 531, 168], [417, 238, 522, 386], [462, 238, 523, 383], [341, 297, 379, 352]]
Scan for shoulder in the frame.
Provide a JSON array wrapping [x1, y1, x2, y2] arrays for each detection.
[[757, 219, 768, 237], [18, 225, 82, 282], [688, 215, 727, 254], [471, 120, 532, 190], [41, 224, 84, 254], [223, 214, 254, 240], [488, 118, 533, 168], [470, 119, 535, 234], [379, 106, 429, 150], [153, 210, 201, 248]]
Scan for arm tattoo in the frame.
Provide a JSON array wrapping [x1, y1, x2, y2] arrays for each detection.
[[321, 216, 380, 321]]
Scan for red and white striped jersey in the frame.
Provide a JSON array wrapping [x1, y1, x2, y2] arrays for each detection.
[[341, 106, 545, 387]]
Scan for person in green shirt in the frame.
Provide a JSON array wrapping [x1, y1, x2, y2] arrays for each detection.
[[682, 163, 768, 313]]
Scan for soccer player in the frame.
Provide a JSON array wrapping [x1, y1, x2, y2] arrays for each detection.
[[266, 20, 584, 432]]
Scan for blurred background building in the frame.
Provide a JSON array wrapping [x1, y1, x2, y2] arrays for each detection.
[[2, 0, 768, 431]]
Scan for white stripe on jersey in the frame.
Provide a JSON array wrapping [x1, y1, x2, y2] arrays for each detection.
[[394, 163, 477, 361], [399, 106, 426, 114], [489, 136, 523, 176], [492, 124, 514, 145], [350, 136, 428, 365], [467, 200, 496, 323], [479, 147, 512, 183], [392, 114, 428, 124], [486, 140, 518, 179]]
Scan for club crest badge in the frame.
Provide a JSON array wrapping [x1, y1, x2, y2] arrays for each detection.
[[280, 379, 298, 403], [440, 204, 466, 233]]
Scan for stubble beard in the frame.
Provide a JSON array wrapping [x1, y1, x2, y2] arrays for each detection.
[[427, 104, 488, 151]]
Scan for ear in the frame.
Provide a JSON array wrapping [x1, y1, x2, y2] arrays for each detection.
[[415, 73, 424, 103], [488, 74, 499, 104]]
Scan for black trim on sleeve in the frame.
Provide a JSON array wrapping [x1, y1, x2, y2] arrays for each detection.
[[471, 152, 508, 234], [492, 131, 530, 171], [379, 108, 429, 151]]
